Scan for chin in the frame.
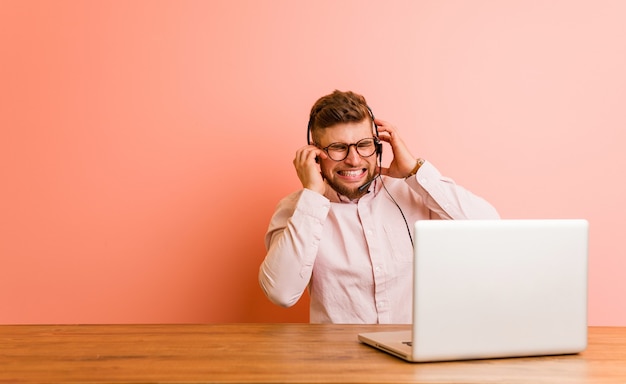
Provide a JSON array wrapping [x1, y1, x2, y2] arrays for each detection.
[[322, 170, 375, 199], [328, 181, 369, 200]]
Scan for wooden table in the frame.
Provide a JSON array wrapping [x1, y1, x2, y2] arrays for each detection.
[[1, 324, 625, 383]]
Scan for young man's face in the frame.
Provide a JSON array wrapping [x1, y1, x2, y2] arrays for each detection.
[[315, 119, 378, 200]]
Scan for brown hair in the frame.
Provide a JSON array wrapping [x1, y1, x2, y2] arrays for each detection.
[[308, 90, 372, 144]]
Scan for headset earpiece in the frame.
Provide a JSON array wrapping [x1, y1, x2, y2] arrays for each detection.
[[366, 106, 383, 163], [307, 120, 313, 145]]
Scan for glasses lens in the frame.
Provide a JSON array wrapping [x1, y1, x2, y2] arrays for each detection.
[[326, 143, 349, 161], [355, 138, 376, 157]]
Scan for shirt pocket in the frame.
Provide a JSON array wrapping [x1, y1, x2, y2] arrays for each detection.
[[382, 223, 413, 263]]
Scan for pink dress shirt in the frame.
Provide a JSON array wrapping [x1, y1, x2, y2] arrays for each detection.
[[259, 161, 500, 324]]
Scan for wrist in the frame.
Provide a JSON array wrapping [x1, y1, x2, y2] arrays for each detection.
[[405, 158, 425, 178]]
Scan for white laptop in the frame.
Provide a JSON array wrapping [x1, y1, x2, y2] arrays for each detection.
[[358, 219, 589, 362]]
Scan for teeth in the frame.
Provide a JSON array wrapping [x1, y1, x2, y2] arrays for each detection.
[[341, 170, 362, 177]]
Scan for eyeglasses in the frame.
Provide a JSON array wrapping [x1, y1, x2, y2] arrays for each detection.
[[319, 137, 379, 161]]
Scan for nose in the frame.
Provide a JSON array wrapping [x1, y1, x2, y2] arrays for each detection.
[[343, 144, 361, 165]]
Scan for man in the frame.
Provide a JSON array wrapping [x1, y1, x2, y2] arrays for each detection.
[[259, 90, 499, 324]]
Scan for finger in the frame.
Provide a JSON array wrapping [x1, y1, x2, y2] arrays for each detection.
[[374, 119, 395, 132], [374, 118, 391, 127], [375, 123, 399, 143], [294, 147, 308, 164], [295, 145, 320, 163]]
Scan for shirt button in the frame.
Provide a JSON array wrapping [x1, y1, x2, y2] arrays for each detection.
[[419, 178, 428, 185], [366, 229, 373, 236], [375, 266, 381, 273]]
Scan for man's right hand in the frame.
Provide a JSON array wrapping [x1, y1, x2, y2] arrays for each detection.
[[293, 145, 327, 195]]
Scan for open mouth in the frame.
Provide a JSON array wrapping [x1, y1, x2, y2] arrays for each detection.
[[337, 168, 367, 179]]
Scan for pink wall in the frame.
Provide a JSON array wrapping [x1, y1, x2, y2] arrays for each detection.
[[1, 0, 624, 325]]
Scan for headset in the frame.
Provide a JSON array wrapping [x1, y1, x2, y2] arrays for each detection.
[[306, 104, 414, 245]]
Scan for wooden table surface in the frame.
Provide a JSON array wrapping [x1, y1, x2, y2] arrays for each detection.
[[1, 324, 625, 383]]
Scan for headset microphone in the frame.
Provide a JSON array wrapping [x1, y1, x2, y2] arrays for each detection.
[[358, 173, 381, 193]]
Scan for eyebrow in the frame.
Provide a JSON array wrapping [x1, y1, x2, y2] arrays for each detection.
[[321, 137, 375, 147]]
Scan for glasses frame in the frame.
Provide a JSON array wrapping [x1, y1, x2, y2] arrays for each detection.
[[319, 137, 379, 162]]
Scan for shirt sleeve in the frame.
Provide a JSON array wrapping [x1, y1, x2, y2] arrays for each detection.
[[406, 160, 500, 220], [259, 189, 331, 307]]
